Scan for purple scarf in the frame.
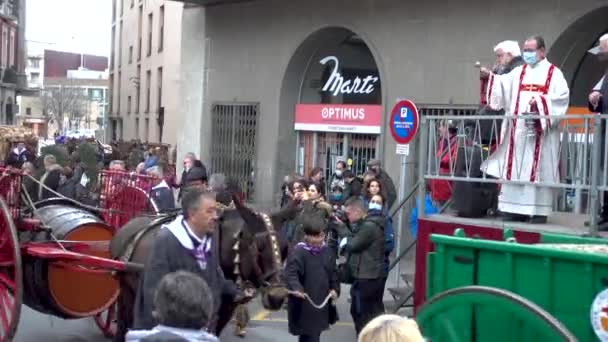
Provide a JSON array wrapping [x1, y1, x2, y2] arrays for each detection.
[[182, 219, 212, 268], [296, 242, 326, 256]]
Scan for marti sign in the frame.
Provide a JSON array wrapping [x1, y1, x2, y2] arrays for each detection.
[[320, 56, 379, 96]]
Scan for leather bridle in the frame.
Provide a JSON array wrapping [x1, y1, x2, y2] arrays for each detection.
[[230, 210, 283, 289]]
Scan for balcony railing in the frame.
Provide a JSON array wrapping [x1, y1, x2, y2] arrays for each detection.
[[417, 113, 608, 235]]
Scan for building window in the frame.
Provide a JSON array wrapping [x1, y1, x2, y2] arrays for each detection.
[[145, 70, 151, 112], [135, 117, 140, 139], [30, 73, 40, 84], [127, 95, 131, 114], [130, 0, 134, 8], [158, 5, 164, 52], [144, 118, 149, 142], [118, 21, 123, 67], [2, 27, 7, 67], [147, 13, 153, 57], [29, 59, 40, 68], [109, 74, 114, 114], [157, 67, 162, 111], [129, 45, 133, 64], [136, 65, 141, 113], [9, 29, 14, 67], [91, 88, 102, 100], [26, 107, 31, 115], [111, 26, 115, 68], [137, 5, 143, 61], [112, 0, 116, 22], [118, 71, 122, 115]]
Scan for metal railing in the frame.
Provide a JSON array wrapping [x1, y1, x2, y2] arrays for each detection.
[[416, 113, 607, 236]]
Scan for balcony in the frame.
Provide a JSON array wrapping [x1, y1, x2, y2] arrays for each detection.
[[173, 0, 257, 6], [0, 0, 18, 21]]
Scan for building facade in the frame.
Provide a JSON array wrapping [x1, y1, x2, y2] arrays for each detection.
[[172, 0, 608, 209], [17, 49, 109, 138], [0, 0, 27, 125], [25, 51, 42, 89], [109, 0, 183, 146]]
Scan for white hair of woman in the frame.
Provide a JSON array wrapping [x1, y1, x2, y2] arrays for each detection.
[[208, 173, 226, 192], [146, 166, 164, 179], [494, 40, 521, 57]]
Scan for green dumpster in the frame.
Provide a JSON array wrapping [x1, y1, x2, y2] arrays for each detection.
[[421, 229, 608, 342]]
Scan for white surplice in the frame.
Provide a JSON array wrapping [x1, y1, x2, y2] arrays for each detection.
[[481, 58, 570, 216]]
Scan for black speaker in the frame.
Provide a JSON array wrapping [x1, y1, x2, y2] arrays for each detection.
[[451, 145, 499, 218]]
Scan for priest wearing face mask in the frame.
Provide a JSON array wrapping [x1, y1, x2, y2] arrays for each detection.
[[587, 33, 608, 228], [482, 35, 570, 223]]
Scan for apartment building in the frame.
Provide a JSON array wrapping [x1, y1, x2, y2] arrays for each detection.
[[0, 0, 27, 125], [17, 49, 109, 138], [109, 0, 183, 145]]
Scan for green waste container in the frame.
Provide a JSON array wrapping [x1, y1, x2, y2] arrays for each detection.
[[425, 229, 608, 342]]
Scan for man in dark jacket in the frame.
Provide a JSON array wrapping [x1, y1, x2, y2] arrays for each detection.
[[367, 159, 397, 209], [148, 166, 176, 212], [342, 197, 386, 335], [5, 142, 34, 168], [587, 34, 608, 227], [342, 170, 362, 201], [38, 154, 63, 200], [178, 153, 207, 200], [133, 190, 244, 334]]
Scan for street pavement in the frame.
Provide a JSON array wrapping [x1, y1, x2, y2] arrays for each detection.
[[13, 288, 358, 342], [13, 270, 412, 341]]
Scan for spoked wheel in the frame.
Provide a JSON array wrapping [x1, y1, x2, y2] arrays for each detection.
[[94, 299, 117, 338], [416, 286, 577, 342], [0, 197, 22, 342]]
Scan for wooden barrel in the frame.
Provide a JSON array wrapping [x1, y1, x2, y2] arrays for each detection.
[[24, 205, 119, 319]]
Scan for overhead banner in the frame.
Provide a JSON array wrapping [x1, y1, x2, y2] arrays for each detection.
[[294, 104, 382, 134]]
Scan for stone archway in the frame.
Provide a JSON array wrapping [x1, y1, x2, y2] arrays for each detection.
[[276, 26, 385, 186], [547, 6, 608, 106]]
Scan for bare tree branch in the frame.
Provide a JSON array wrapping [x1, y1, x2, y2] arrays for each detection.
[[41, 78, 90, 133]]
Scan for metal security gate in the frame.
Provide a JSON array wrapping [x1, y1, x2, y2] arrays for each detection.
[[297, 131, 379, 193], [210, 103, 259, 200]]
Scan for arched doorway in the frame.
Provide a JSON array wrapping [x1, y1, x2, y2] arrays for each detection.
[[548, 6, 608, 107], [278, 27, 384, 188]]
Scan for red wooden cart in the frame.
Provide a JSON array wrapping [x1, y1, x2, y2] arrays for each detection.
[[0, 167, 159, 341]]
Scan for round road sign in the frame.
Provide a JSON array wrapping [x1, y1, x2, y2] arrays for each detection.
[[389, 100, 419, 144]]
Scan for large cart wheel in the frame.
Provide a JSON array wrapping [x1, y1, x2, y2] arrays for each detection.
[[94, 299, 117, 338], [416, 286, 576, 342], [0, 197, 22, 341]]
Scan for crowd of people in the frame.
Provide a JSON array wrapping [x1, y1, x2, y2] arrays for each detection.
[[272, 158, 405, 340]]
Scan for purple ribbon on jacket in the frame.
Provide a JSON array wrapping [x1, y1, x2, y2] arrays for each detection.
[[296, 242, 326, 256], [182, 219, 212, 267]]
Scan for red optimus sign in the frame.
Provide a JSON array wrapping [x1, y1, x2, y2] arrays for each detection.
[[294, 104, 383, 134]]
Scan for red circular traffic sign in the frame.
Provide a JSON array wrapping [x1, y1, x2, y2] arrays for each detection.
[[389, 100, 419, 144]]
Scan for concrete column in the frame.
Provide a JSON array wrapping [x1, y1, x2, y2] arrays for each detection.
[[177, 6, 206, 176]]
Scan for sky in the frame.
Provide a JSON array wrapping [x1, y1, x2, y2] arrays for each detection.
[[26, 0, 112, 57]]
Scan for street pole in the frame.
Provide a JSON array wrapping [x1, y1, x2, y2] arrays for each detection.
[[394, 152, 407, 288], [589, 115, 602, 237]]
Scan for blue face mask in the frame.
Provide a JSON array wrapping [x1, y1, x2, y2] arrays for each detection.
[[331, 194, 343, 202], [523, 51, 538, 65], [369, 203, 382, 211]]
